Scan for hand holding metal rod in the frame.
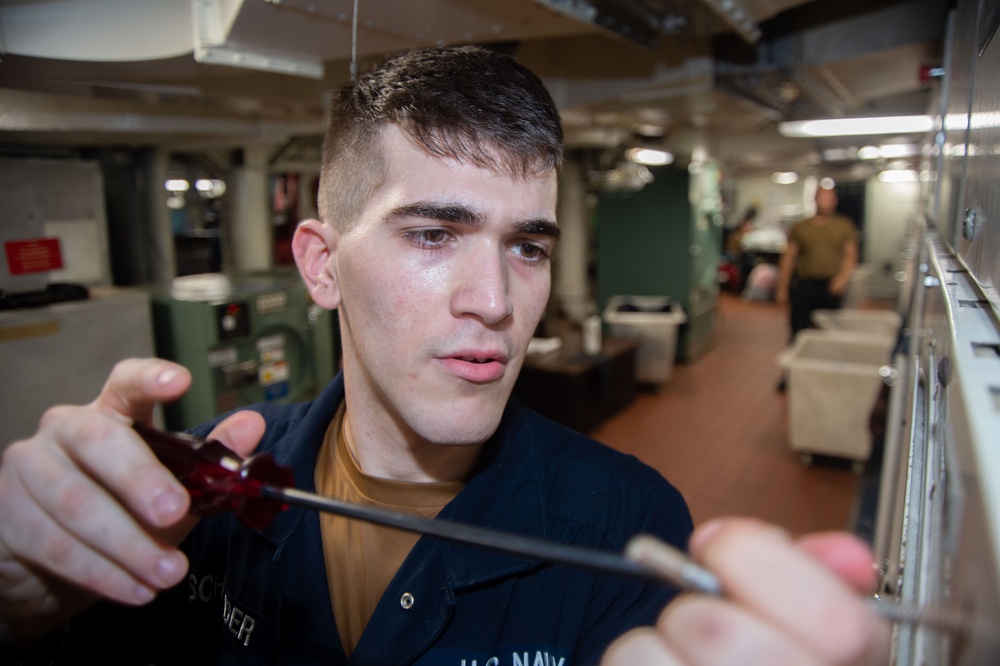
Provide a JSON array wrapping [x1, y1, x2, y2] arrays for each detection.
[[133, 423, 965, 635]]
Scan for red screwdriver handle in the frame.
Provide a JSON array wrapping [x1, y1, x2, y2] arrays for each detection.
[[132, 423, 295, 530]]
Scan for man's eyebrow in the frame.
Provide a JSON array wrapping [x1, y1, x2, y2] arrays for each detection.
[[518, 219, 561, 241], [387, 202, 483, 226], [387, 201, 560, 240]]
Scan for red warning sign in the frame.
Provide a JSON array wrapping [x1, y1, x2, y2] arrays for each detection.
[[5, 238, 64, 275]]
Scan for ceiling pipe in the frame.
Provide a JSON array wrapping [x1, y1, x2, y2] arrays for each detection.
[[697, 0, 762, 44]]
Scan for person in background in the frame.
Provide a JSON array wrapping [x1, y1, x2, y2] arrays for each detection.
[[724, 206, 756, 259], [774, 184, 858, 390], [721, 206, 756, 292], [776, 185, 859, 340], [0, 46, 886, 665]]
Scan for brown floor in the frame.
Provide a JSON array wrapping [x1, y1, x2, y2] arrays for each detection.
[[589, 292, 867, 537]]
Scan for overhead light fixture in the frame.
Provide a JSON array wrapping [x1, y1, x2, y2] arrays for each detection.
[[858, 145, 881, 160], [165, 179, 190, 192], [878, 170, 919, 183], [878, 144, 919, 158], [627, 148, 674, 166], [634, 123, 666, 138], [858, 144, 920, 159], [771, 171, 799, 185], [195, 179, 227, 197], [778, 115, 934, 137]]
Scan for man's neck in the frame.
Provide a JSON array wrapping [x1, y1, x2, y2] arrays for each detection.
[[340, 398, 483, 483]]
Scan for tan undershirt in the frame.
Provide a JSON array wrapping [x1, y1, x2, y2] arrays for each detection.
[[314, 405, 464, 658], [789, 213, 857, 280]]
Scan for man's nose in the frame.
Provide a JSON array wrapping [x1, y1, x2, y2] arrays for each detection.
[[451, 241, 513, 325]]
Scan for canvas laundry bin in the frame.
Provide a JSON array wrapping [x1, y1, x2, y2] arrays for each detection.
[[778, 330, 895, 464], [603, 296, 686, 386], [812, 309, 902, 336]]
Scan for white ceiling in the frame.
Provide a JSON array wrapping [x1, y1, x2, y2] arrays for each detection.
[[0, 0, 950, 179]]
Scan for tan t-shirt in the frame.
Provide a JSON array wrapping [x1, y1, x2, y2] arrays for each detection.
[[788, 213, 857, 280], [314, 405, 464, 657]]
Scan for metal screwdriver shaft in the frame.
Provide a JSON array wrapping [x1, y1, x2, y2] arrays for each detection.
[[135, 424, 966, 636], [263, 486, 672, 586]]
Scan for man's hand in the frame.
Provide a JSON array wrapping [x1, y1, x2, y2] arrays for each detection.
[[602, 518, 891, 665], [0, 358, 265, 644], [828, 274, 850, 296]]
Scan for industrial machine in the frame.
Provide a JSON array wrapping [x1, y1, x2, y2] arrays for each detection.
[[147, 271, 336, 431]]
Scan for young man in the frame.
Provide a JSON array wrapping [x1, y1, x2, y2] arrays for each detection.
[[0, 47, 887, 664], [776, 185, 859, 340]]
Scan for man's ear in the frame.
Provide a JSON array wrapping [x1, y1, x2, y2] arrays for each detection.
[[293, 218, 341, 309]]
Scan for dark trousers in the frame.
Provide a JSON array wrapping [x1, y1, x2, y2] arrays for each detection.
[[789, 278, 842, 341]]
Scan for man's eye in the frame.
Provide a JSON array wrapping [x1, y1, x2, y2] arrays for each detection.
[[514, 242, 548, 261], [421, 229, 447, 243], [404, 228, 450, 247]]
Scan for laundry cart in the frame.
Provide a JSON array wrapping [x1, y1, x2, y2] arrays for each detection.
[[603, 295, 686, 386], [778, 330, 895, 468], [811, 309, 901, 335]]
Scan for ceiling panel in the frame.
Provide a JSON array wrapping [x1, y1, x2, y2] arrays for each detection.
[[224, 0, 602, 61]]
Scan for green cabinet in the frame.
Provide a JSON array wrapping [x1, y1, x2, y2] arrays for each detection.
[[147, 271, 336, 430], [596, 163, 722, 362]]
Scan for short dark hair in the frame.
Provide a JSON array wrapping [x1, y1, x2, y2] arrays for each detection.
[[319, 45, 564, 231]]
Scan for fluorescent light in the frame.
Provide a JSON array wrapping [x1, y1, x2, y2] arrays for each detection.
[[858, 144, 920, 160], [858, 145, 881, 160], [165, 179, 190, 192], [878, 170, 919, 183], [195, 179, 227, 197], [779, 115, 933, 137], [771, 171, 799, 185], [879, 144, 919, 158], [627, 148, 674, 166]]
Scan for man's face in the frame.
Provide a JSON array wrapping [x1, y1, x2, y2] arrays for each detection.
[[816, 188, 838, 215], [327, 126, 559, 447]]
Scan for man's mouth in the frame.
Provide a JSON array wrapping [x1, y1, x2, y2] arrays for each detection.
[[459, 356, 498, 364], [438, 350, 509, 383]]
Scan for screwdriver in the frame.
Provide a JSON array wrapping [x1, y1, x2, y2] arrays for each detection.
[[133, 423, 967, 635]]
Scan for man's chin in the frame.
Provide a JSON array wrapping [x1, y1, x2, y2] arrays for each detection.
[[405, 377, 515, 444], [417, 404, 506, 446], [429, 417, 504, 446]]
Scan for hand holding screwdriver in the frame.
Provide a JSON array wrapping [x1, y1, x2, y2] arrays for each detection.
[[0, 359, 264, 646], [131, 423, 291, 531]]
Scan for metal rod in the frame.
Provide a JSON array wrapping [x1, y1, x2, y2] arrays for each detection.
[[350, 0, 359, 79], [262, 485, 965, 633], [265, 486, 663, 585]]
